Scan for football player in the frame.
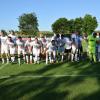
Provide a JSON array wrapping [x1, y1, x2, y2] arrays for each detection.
[[16, 36, 25, 65], [0, 30, 9, 64], [25, 36, 33, 64], [31, 37, 41, 64]]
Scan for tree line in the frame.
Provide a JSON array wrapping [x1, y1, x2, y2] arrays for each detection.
[[1, 12, 99, 36], [52, 14, 98, 35]]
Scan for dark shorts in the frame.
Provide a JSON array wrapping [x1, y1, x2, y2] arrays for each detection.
[[78, 46, 83, 53], [65, 48, 71, 53]]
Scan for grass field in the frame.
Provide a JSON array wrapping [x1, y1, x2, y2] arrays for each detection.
[[0, 61, 100, 100]]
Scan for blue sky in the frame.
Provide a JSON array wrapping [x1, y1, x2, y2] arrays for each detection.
[[0, 0, 100, 31]]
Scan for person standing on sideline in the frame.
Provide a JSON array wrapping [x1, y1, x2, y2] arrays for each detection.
[[81, 33, 88, 61], [71, 32, 82, 61], [87, 32, 97, 63], [16, 36, 26, 65], [8, 30, 17, 44], [0, 30, 9, 64], [31, 37, 41, 64], [7, 36, 16, 63], [25, 36, 33, 64], [96, 33, 100, 62]]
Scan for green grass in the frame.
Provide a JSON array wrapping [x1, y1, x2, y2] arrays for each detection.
[[0, 62, 100, 100]]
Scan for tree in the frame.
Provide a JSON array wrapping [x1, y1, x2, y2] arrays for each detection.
[[82, 14, 98, 35], [74, 17, 83, 33], [51, 14, 98, 35], [52, 18, 69, 34], [18, 12, 39, 35], [68, 19, 75, 33]]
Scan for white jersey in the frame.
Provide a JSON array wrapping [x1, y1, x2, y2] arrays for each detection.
[[0, 36, 8, 47], [72, 44, 77, 53], [42, 41, 47, 48], [31, 41, 41, 50], [57, 38, 65, 48], [71, 33, 76, 39], [25, 40, 32, 47], [8, 34, 17, 43], [16, 40, 25, 50], [7, 40, 15, 49], [25, 40, 32, 53], [40, 38, 47, 48], [0, 36, 9, 54], [31, 41, 41, 55], [65, 38, 72, 50], [7, 40, 16, 54], [75, 35, 82, 47], [47, 42, 57, 51]]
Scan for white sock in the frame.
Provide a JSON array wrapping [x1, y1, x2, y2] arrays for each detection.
[[26, 55, 29, 63], [37, 56, 40, 63], [23, 56, 25, 61], [7, 58, 9, 63], [51, 59, 54, 62], [37, 60, 39, 64], [34, 56, 37, 63], [53, 55, 56, 62], [13, 57, 15, 62], [49, 56, 52, 63], [71, 54, 74, 61], [2, 58, 5, 64], [11, 57, 15, 62], [18, 58, 21, 64], [35, 55, 38, 62], [46, 54, 48, 64], [30, 55, 32, 62], [49, 53, 52, 63], [75, 54, 78, 61], [62, 55, 64, 61]]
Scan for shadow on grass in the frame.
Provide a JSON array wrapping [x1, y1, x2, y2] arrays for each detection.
[[0, 62, 100, 100], [0, 76, 70, 100], [73, 90, 100, 100], [67, 61, 88, 68], [62, 62, 100, 86], [33, 62, 65, 74], [0, 62, 70, 100]]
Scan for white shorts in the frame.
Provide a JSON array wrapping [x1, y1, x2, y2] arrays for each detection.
[[33, 49, 40, 56], [18, 49, 25, 55], [47, 47, 57, 52], [1, 46, 9, 54], [46, 49, 56, 55], [72, 48, 78, 54], [10, 48, 16, 55]]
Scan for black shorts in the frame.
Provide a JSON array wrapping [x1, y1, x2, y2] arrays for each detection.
[[65, 48, 71, 53], [78, 46, 83, 53]]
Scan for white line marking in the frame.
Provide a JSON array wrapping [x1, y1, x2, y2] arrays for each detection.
[[0, 74, 100, 79], [0, 63, 8, 70]]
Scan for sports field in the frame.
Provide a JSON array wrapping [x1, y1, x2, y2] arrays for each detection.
[[0, 62, 100, 100]]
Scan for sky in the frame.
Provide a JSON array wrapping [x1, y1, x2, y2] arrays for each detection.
[[0, 0, 100, 31]]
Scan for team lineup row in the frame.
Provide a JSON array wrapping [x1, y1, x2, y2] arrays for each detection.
[[0, 30, 100, 65]]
